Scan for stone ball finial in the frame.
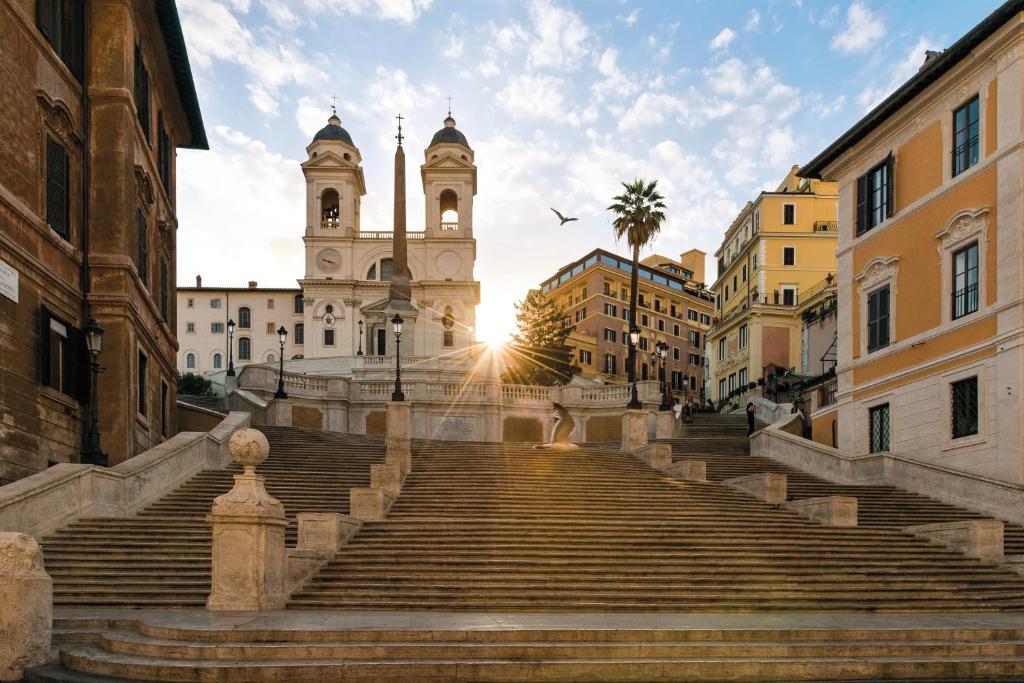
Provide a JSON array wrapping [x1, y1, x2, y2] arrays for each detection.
[[228, 428, 270, 471]]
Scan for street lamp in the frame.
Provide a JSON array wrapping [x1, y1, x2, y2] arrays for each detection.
[[391, 314, 405, 401], [226, 318, 236, 377], [657, 340, 671, 411], [81, 318, 107, 466], [274, 326, 288, 399], [357, 320, 364, 356], [626, 325, 641, 409]]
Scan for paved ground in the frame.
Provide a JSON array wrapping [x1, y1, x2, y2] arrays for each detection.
[[55, 608, 1024, 633]]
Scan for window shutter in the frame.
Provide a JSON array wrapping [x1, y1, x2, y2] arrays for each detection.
[[855, 172, 868, 235], [39, 306, 52, 387], [37, 0, 55, 41], [64, 0, 84, 80], [46, 137, 69, 238], [884, 152, 895, 218]]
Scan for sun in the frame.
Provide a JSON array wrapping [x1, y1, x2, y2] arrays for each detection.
[[474, 325, 511, 349]]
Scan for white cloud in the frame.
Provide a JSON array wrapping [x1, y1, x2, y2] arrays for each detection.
[[618, 92, 694, 132], [492, 21, 529, 52], [497, 73, 570, 120], [478, 60, 500, 78], [296, 96, 329, 137], [856, 36, 930, 110], [179, 0, 326, 116], [592, 48, 639, 102], [526, 0, 591, 69], [443, 35, 464, 58], [176, 127, 305, 289], [745, 9, 761, 31], [619, 9, 639, 27], [709, 27, 736, 50], [831, 2, 885, 54], [301, 0, 434, 24], [812, 94, 847, 117], [261, 1, 300, 29]]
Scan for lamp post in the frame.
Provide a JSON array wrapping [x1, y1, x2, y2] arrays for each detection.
[[391, 314, 404, 401], [81, 318, 107, 466], [226, 318, 236, 377], [657, 340, 671, 411], [357, 320, 364, 356], [274, 326, 288, 399], [627, 326, 641, 409]]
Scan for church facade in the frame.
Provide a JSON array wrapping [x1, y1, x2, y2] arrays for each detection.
[[177, 113, 480, 375]]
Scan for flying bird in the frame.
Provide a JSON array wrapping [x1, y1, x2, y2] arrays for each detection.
[[550, 208, 579, 225]]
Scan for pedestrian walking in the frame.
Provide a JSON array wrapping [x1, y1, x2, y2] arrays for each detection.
[[746, 402, 756, 436]]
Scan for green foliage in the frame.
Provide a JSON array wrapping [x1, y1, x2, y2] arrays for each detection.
[[177, 372, 213, 397], [503, 289, 577, 386], [607, 179, 667, 253]]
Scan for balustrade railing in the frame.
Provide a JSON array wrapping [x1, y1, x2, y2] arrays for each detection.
[[356, 231, 426, 240], [440, 222, 458, 231]]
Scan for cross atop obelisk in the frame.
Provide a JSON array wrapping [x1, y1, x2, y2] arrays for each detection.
[[389, 113, 411, 303]]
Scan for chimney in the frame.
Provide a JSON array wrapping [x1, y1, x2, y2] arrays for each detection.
[[920, 50, 942, 72], [248, 281, 258, 289], [196, 274, 202, 287]]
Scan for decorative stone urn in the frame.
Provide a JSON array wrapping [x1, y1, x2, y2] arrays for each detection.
[[0, 533, 52, 681], [206, 428, 288, 611]]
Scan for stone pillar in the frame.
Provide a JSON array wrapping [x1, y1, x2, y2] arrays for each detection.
[[905, 520, 1004, 561], [207, 428, 288, 611], [787, 496, 858, 527], [655, 411, 675, 440], [666, 460, 707, 482], [723, 472, 787, 504], [621, 409, 648, 453], [0, 533, 51, 681], [386, 401, 412, 474]]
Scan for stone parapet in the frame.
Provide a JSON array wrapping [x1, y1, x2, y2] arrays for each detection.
[[635, 443, 673, 470], [371, 463, 405, 497], [654, 411, 676, 440], [664, 460, 707, 482], [723, 472, 787, 504], [0, 533, 51, 681], [350, 487, 396, 522], [621, 409, 649, 453], [904, 519, 1004, 561], [787, 496, 858, 527]]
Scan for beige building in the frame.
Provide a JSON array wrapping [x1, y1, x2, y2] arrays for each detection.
[[538, 248, 714, 400], [707, 167, 838, 403], [175, 112, 480, 375], [177, 279, 304, 375]]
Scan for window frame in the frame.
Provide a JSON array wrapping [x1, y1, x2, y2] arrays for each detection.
[[782, 203, 795, 226], [950, 376, 979, 440], [782, 246, 796, 267], [856, 155, 894, 237], [868, 402, 890, 453], [866, 285, 891, 353], [951, 241, 980, 320], [951, 95, 980, 178]]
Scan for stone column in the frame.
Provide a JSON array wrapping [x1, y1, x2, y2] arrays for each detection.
[[0, 533, 51, 681], [621, 409, 648, 453], [386, 401, 412, 474], [655, 411, 676, 439], [207, 428, 288, 611]]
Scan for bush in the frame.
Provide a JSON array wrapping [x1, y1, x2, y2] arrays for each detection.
[[178, 372, 213, 396]]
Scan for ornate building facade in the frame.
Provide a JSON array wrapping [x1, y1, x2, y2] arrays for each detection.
[[176, 112, 480, 374], [0, 0, 205, 482]]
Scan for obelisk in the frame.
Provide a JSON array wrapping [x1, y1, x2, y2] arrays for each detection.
[[390, 114, 412, 303]]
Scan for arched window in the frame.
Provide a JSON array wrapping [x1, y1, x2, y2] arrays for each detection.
[[442, 306, 455, 347], [186, 352, 196, 369], [440, 189, 458, 230], [238, 307, 251, 329], [213, 353, 222, 369], [294, 323, 304, 344], [321, 189, 339, 228], [294, 295, 304, 314], [367, 258, 396, 281], [238, 337, 251, 360]]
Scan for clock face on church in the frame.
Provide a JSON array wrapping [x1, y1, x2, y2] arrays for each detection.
[[317, 248, 341, 274]]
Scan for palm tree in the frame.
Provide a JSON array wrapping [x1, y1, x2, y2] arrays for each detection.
[[607, 179, 667, 408]]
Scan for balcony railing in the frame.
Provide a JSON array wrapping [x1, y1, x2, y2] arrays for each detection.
[[441, 222, 458, 231], [356, 231, 426, 240], [321, 217, 340, 230], [819, 378, 837, 408], [813, 221, 838, 232]]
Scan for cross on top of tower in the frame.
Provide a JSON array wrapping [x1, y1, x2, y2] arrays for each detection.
[[446, 94, 454, 117], [329, 93, 339, 115], [395, 113, 404, 146]]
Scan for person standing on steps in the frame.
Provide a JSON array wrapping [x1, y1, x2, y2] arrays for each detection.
[[746, 402, 756, 436]]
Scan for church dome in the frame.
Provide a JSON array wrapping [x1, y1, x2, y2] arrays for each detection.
[[312, 113, 354, 146], [429, 115, 469, 148]]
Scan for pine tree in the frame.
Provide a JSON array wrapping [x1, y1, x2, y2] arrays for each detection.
[[503, 289, 576, 386]]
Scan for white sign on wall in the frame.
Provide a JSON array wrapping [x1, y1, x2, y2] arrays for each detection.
[[0, 258, 17, 303]]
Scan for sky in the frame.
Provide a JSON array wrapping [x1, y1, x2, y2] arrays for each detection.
[[175, 0, 1004, 345]]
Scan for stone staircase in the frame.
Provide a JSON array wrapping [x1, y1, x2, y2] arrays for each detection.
[[667, 412, 1024, 554], [40, 426, 386, 608], [290, 435, 1024, 611], [29, 612, 1024, 682]]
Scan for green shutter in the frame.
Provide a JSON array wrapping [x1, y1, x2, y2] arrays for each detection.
[[46, 137, 69, 238], [855, 172, 868, 235]]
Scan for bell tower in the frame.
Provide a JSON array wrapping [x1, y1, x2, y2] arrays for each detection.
[[421, 114, 476, 238], [301, 112, 366, 244]]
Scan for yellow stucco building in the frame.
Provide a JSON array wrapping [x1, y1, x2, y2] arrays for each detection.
[[800, 2, 1024, 484], [707, 166, 838, 403]]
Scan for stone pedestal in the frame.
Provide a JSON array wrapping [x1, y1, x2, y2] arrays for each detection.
[[296, 513, 361, 554], [723, 472, 787, 504], [665, 460, 707, 482], [621, 409, 648, 453], [655, 411, 676, 440], [386, 401, 412, 474], [350, 487, 395, 522], [371, 463, 405, 497], [636, 443, 673, 470], [0, 533, 51, 681], [788, 496, 858, 527], [905, 519, 1004, 561], [207, 428, 288, 611]]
